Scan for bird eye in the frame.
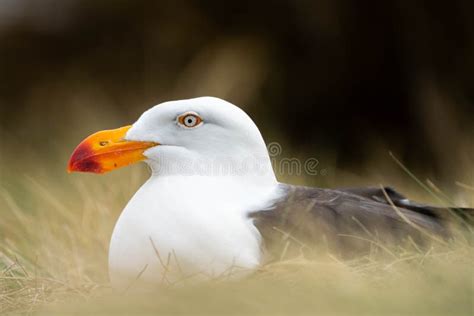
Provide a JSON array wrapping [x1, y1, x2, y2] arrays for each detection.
[[178, 112, 203, 128]]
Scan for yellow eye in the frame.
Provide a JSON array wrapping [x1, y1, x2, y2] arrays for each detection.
[[178, 112, 203, 128]]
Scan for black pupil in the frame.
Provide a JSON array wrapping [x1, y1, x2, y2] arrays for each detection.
[[187, 117, 193, 124]]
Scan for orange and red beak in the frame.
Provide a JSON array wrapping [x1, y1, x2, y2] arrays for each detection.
[[67, 125, 158, 174]]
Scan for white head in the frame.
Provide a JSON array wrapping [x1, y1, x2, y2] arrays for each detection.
[[68, 97, 276, 183]]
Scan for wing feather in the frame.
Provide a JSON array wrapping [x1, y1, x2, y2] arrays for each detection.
[[250, 184, 456, 260]]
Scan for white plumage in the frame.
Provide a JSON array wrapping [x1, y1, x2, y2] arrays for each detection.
[[108, 97, 281, 287]]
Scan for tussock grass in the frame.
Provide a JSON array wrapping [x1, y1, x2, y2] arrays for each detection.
[[0, 149, 473, 315]]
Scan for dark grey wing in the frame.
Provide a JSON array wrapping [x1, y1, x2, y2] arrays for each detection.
[[340, 186, 474, 225], [250, 184, 451, 260]]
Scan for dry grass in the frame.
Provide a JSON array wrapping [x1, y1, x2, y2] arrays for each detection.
[[0, 142, 473, 315]]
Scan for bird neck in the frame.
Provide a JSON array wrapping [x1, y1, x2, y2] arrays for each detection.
[[146, 173, 280, 209], [146, 148, 278, 187]]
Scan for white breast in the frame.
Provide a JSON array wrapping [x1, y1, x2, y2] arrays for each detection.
[[108, 175, 280, 288]]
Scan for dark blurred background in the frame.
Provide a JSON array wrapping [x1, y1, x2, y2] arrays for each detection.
[[0, 0, 473, 189]]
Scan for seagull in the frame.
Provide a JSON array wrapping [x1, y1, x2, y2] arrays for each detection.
[[68, 97, 472, 288]]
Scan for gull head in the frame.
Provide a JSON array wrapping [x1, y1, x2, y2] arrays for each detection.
[[68, 97, 275, 180]]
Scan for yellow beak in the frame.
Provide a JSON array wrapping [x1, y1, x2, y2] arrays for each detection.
[[67, 125, 158, 174]]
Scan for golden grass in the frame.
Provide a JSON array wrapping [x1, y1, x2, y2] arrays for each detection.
[[0, 145, 473, 315]]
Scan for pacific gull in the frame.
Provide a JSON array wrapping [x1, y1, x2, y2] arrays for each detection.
[[68, 97, 472, 287]]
